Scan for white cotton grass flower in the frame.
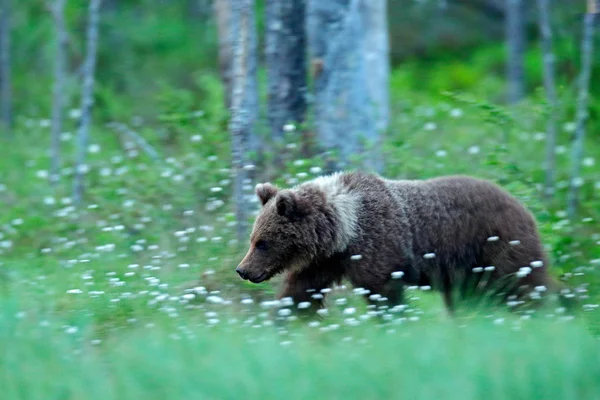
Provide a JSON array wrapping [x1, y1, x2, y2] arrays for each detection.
[[316, 308, 329, 317], [468, 145, 480, 155], [424, 122, 437, 131], [509, 240, 521, 246], [280, 297, 294, 307], [423, 253, 436, 259], [450, 108, 463, 118], [572, 177, 584, 188], [69, 109, 82, 119], [350, 254, 363, 261], [343, 307, 356, 315], [516, 266, 532, 278], [65, 326, 78, 334], [297, 301, 311, 309], [206, 295, 224, 304], [563, 122, 576, 132], [391, 271, 404, 279], [530, 260, 544, 268], [484, 266, 495, 272]]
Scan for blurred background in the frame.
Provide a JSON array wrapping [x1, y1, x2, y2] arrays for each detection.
[[1, 1, 600, 398]]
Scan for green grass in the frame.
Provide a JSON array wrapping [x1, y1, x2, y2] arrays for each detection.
[[2, 8, 600, 395], [2, 295, 600, 400]]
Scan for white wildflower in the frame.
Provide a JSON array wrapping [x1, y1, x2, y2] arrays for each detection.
[[530, 260, 544, 268], [516, 266, 532, 278], [391, 271, 404, 279]]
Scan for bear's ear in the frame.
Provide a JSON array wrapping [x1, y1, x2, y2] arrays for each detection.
[[276, 190, 309, 220], [255, 183, 278, 206]]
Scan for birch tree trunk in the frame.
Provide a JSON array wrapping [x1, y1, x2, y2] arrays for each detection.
[[229, 0, 253, 243], [536, 0, 559, 200], [361, 0, 390, 147], [567, 2, 596, 218], [265, 0, 307, 144], [506, 0, 525, 104], [73, 0, 101, 205], [50, 0, 68, 185], [214, 0, 260, 156], [0, 0, 11, 133], [307, 0, 387, 173]]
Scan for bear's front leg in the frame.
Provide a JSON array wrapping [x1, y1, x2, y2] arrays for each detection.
[[277, 267, 341, 312]]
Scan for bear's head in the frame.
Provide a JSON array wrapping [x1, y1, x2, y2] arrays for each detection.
[[235, 182, 338, 283]]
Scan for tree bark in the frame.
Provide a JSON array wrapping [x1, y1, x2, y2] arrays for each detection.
[[567, 5, 596, 218], [361, 0, 390, 144], [505, 0, 525, 103], [536, 0, 559, 200], [265, 0, 307, 143], [0, 0, 11, 133], [214, 0, 260, 157], [73, 0, 101, 205], [50, 0, 68, 185], [229, 0, 254, 243], [307, 0, 387, 173]]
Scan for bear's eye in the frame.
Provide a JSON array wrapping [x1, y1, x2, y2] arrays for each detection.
[[255, 240, 268, 251]]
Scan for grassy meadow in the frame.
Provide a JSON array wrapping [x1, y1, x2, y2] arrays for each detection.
[[2, 5, 600, 398]]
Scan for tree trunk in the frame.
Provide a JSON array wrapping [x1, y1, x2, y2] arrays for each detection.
[[73, 0, 101, 205], [214, 0, 260, 157], [50, 0, 68, 185], [536, 0, 559, 200], [307, 0, 387, 173], [506, 0, 525, 103], [567, 5, 596, 218], [265, 0, 307, 144], [361, 0, 390, 146], [0, 0, 11, 133], [229, 0, 254, 243]]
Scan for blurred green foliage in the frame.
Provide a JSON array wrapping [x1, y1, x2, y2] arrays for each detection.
[[1, 1, 600, 395]]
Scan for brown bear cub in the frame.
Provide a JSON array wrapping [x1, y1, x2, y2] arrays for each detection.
[[236, 171, 555, 313]]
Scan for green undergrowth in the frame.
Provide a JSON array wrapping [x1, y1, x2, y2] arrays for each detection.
[[2, 295, 600, 400]]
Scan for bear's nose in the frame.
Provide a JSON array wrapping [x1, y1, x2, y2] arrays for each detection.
[[236, 267, 248, 280]]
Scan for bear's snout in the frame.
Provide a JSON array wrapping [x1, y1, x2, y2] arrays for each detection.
[[236, 266, 248, 280], [235, 264, 268, 284]]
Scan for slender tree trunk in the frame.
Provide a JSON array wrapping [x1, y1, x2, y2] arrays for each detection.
[[73, 0, 101, 205], [536, 0, 559, 200], [265, 0, 307, 143], [229, 0, 253, 243], [50, 0, 68, 185], [506, 0, 525, 103], [307, 0, 385, 173], [361, 0, 390, 156], [215, 0, 233, 108], [214, 0, 260, 157], [0, 0, 11, 133], [568, 3, 596, 218]]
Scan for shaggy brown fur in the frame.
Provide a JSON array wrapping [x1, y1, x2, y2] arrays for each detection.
[[236, 171, 556, 313]]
